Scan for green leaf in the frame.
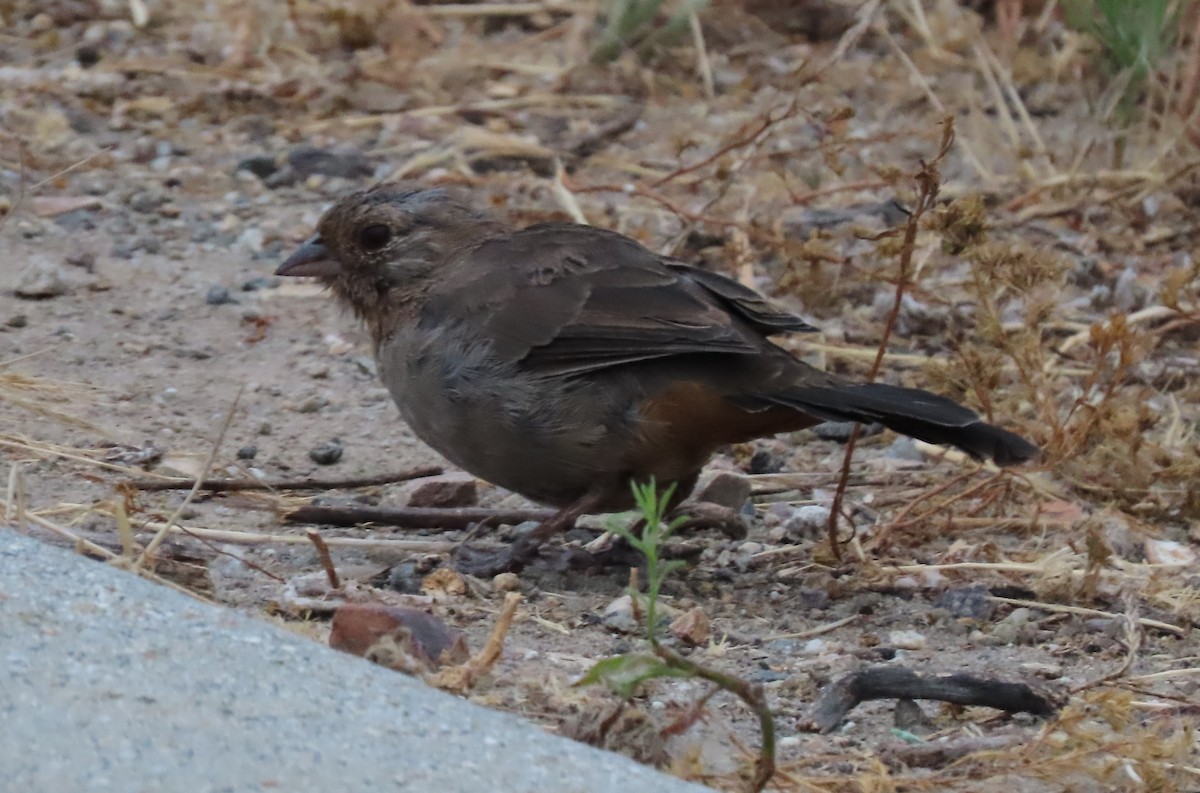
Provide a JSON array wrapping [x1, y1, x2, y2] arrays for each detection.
[[575, 653, 692, 698]]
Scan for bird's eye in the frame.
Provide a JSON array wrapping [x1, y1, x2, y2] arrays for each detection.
[[359, 224, 392, 251]]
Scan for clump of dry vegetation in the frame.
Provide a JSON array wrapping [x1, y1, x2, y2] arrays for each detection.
[[2, 0, 1199, 790]]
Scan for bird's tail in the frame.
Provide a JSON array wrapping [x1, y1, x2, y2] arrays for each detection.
[[766, 382, 1038, 466]]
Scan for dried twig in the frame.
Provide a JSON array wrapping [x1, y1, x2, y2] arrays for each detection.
[[125, 466, 443, 493], [285, 504, 559, 529], [307, 529, 341, 589], [431, 591, 523, 692], [136, 387, 242, 570], [826, 118, 956, 559], [807, 666, 1060, 733], [138, 522, 456, 554]]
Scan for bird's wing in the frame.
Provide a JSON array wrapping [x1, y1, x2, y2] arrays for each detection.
[[420, 223, 816, 376]]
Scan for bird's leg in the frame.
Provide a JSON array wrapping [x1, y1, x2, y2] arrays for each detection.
[[452, 489, 608, 577]]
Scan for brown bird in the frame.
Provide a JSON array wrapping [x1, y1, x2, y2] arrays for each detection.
[[277, 184, 1037, 574]]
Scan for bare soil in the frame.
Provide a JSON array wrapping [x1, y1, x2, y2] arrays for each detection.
[[2, 1, 1198, 790]]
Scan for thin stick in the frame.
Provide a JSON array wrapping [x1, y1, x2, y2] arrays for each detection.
[[125, 466, 443, 493], [688, 11, 714, 100], [761, 614, 859, 642], [419, 2, 575, 17], [307, 529, 341, 589], [136, 387, 242, 569], [551, 159, 588, 224], [18, 511, 211, 602], [285, 504, 559, 529], [987, 596, 1185, 638], [139, 522, 456, 553], [431, 591, 523, 692]]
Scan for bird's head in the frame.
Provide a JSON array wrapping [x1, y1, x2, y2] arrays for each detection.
[[276, 184, 493, 324]]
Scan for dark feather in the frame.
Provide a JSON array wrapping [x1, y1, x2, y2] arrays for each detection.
[[758, 383, 1039, 466]]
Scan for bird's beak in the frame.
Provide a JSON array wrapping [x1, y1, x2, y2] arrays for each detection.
[[276, 236, 341, 278]]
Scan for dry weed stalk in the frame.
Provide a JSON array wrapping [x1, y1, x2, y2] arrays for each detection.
[[825, 117, 957, 559]]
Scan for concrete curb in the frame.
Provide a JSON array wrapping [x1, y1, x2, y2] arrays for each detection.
[[0, 529, 712, 792]]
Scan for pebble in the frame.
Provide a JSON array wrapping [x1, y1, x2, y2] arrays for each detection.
[[7, 315, 29, 328], [813, 421, 859, 441], [236, 445, 258, 461], [884, 437, 924, 462], [407, 474, 478, 509], [205, 285, 237, 305], [887, 630, 926, 651], [933, 584, 995, 620], [694, 471, 751, 511], [128, 189, 165, 213], [601, 594, 676, 634], [387, 561, 425, 594], [308, 440, 343, 465], [492, 572, 521, 592], [747, 448, 783, 474], [13, 259, 69, 299], [242, 276, 279, 291], [781, 504, 831, 540], [1143, 538, 1196, 566], [295, 395, 328, 414]]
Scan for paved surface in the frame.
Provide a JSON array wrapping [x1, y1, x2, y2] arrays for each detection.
[[0, 529, 711, 793]]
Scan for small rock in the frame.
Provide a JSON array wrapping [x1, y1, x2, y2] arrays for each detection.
[[800, 638, 827, 656], [894, 699, 934, 732], [747, 449, 783, 474], [295, 395, 328, 414], [7, 315, 28, 328], [329, 603, 469, 672], [13, 259, 69, 299], [407, 473, 478, 508], [287, 146, 374, 180], [884, 437, 925, 462], [205, 285, 237, 305], [887, 630, 926, 650], [668, 606, 711, 646], [128, 189, 165, 213], [796, 587, 830, 610], [236, 445, 258, 460], [242, 276, 279, 291], [781, 504, 832, 540], [751, 669, 789, 683], [1143, 538, 1196, 566], [933, 584, 995, 620], [694, 471, 751, 511], [1020, 662, 1063, 678], [387, 560, 438, 594], [1111, 266, 1147, 312], [308, 440, 343, 465], [990, 621, 1020, 645], [492, 572, 521, 592], [602, 594, 677, 634], [813, 421, 859, 441], [237, 155, 279, 180]]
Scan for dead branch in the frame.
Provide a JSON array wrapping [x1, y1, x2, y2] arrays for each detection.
[[807, 666, 1061, 733], [285, 504, 559, 529]]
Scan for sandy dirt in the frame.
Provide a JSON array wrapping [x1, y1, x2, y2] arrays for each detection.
[[3, 0, 1198, 789]]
